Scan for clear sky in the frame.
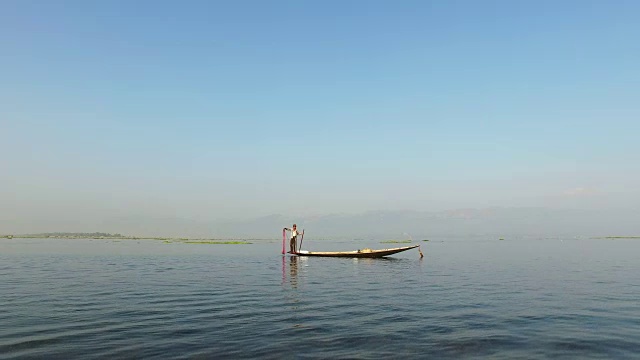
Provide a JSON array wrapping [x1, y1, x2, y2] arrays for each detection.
[[2, 0, 639, 226]]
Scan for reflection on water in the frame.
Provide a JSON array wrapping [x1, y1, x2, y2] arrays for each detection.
[[352, 257, 400, 264], [281, 255, 300, 289], [282, 255, 302, 329], [288, 255, 298, 289]]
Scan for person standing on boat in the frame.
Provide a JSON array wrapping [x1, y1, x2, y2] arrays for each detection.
[[284, 224, 300, 253]]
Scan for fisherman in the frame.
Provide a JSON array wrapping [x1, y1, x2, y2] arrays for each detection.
[[283, 224, 300, 253]]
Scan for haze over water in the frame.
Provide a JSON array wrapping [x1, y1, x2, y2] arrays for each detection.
[[2, 237, 639, 359]]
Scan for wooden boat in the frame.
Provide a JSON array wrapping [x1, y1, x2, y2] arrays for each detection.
[[290, 244, 420, 258]]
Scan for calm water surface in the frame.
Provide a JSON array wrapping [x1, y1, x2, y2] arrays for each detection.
[[1, 237, 639, 359]]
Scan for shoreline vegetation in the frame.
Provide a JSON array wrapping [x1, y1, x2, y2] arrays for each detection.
[[595, 236, 640, 239], [2, 232, 402, 242], [4, 233, 640, 241], [182, 241, 250, 244], [1, 232, 260, 243]]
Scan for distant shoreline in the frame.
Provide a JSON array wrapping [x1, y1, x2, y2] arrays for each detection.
[[3, 233, 640, 241], [3, 235, 275, 241], [595, 236, 640, 239]]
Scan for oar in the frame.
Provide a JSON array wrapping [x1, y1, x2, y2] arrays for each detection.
[[298, 229, 305, 252]]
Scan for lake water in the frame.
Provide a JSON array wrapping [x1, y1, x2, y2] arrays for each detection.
[[1, 237, 639, 359]]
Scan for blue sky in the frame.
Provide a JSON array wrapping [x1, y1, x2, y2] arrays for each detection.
[[2, 0, 639, 223]]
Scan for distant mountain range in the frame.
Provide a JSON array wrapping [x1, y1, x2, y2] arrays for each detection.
[[4, 207, 639, 239], [83, 207, 640, 239]]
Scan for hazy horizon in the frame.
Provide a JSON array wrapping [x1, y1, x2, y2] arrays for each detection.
[[3, 1, 639, 235], [3, 207, 640, 240]]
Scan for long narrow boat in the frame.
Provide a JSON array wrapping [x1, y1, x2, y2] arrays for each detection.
[[290, 244, 420, 258]]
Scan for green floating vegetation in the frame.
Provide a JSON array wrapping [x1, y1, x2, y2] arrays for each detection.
[[183, 241, 252, 245], [499, 238, 505, 240], [601, 236, 640, 239], [380, 240, 412, 244], [422, 239, 429, 242]]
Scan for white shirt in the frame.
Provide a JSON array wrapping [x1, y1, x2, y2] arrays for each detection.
[[287, 228, 299, 238]]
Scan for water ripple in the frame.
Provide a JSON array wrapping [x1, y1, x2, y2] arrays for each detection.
[[1, 238, 640, 359]]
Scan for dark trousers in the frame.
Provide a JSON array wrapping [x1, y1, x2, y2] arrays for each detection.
[[290, 237, 297, 253]]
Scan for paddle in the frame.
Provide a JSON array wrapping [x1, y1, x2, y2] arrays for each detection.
[[298, 229, 305, 252]]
